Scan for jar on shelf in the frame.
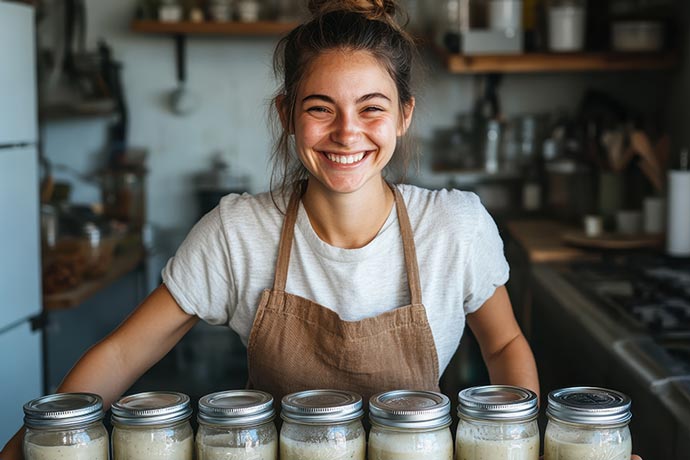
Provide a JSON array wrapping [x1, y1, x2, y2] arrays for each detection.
[[196, 390, 278, 460], [456, 385, 540, 460], [237, 0, 260, 22], [159, 0, 183, 22], [280, 389, 366, 460], [111, 391, 194, 460], [547, 0, 586, 51], [23, 393, 109, 460], [208, 0, 232, 22], [368, 390, 453, 460], [544, 386, 632, 460]]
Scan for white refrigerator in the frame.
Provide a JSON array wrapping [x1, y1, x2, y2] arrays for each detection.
[[0, 1, 44, 445]]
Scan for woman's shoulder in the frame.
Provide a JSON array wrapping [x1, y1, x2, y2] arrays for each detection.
[[216, 190, 286, 232], [396, 184, 484, 220]]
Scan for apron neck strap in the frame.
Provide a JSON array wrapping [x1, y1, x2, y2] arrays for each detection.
[[272, 182, 423, 305]]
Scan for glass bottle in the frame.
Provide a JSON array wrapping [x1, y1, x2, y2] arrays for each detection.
[[280, 389, 365, 460], [368, 390, 453, 460], [196, 390, 278, 460], [456, 385, 539, 460], [23, 393, 109, 460], [544, 387, 632, 460], [111, 391, 194, 460]]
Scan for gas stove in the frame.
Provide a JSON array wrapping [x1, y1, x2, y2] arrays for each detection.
[[565, 254, 690, 340], [535, 254, 690, 459]]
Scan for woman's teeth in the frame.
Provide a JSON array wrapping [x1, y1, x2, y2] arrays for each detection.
[[325, 152, 365, 164]]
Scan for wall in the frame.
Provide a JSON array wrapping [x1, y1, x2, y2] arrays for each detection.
[[41, 0, 673, 291]]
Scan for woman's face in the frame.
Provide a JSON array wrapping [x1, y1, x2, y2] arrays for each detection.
[[289, 50, 414, 195]]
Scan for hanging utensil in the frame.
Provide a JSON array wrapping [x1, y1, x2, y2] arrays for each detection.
[[168, 35, 200, 116]]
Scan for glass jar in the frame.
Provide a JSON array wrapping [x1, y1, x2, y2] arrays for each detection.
[[544, 387, 632, 460], [101, 168, 146, 231], [196, 390, 278, 460], [368, 390, 453, 460], [23, 393, 109, 460], [111, 391, 194, 460], [280, 389, 365, 460], [456, 385, 539, 460], [548, 0, 586, 51]]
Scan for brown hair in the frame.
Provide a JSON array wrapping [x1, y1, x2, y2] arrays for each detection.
[[269, 0, 419, 203]]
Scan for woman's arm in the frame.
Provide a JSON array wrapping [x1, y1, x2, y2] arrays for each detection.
[[466, 285, 540, 397], [0, 284, 198, 459]]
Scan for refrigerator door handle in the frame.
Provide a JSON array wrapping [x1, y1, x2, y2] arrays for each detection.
[[30, 313, 47, 332]]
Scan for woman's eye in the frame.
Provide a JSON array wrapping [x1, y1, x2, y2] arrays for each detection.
[[306, 106, 329, 113], [363, 106, 384, 113]]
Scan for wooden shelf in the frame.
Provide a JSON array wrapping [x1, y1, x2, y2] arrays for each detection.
[[131, 20, 299, 36], [43, 248, 145, 311], [437, 48, 679, 74], [430, 167, 522, 180], [40, 101, 117, 121]]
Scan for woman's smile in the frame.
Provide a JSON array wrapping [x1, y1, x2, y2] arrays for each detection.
[[322, 151, 370, 166]]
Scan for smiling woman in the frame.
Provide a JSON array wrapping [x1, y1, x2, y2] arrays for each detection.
[[0, 1, 645, 460]]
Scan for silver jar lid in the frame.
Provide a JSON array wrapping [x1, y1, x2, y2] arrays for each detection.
[[369, 390, 452, 430], [547, 387, 632, 426], [458, 385, 539, 422], [281, 389, 363, 424], [198, 390, 275, 427], [111, 391, 192, 427], [23, 393, 104, 429]]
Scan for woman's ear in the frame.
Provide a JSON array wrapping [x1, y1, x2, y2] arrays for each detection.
[[398, 97, 415, 136], [276, 94, 290, 132]]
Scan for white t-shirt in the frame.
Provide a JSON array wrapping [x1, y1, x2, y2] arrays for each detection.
[[162, 184, 509, 375]]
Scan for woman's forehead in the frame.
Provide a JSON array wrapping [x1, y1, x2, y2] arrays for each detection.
[[298, 49, 398, 100]]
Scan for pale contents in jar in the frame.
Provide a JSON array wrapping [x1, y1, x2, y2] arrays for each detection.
[[113, 428, 193, 460], [25, 435, 108, 460], [544, 434, 632, 460], [280, 433, 365, 460], [197, 435, 277, 460], [368, 429, 453, 460], [456, 434, 539, 460]]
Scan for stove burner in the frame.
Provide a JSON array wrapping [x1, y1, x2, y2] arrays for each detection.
[[664, 345, 690, 373], [566, 254, 690, 337]]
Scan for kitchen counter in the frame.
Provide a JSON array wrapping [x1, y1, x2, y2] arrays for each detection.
[[43, 247, 145, 311], [504, 219, 600, 263]]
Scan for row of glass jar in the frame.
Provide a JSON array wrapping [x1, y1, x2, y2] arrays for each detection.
[[22, 385, 633, 460]]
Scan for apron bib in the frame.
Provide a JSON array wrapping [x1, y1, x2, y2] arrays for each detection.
[[246, 183, 440, 404]]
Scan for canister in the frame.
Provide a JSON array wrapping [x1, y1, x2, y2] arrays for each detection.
[[23, 392, 109, 460], [111, 391, 194, 460], [280, 389, 365, 460], [196, 390, 278, 460], [544, 387, 632, 460], [368, 390, 453, 460], [456, 385, 539, 460]]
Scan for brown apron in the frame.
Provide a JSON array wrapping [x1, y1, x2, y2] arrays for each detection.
[[246, 183, 440, 405]]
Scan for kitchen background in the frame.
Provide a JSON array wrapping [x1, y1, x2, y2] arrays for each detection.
[[1, 0, 690, 458]]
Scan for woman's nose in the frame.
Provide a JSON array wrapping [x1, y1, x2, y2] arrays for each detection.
[[330, 112, 360, 146]]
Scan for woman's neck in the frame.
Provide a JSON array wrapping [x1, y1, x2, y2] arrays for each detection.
[[301, 177, 394, 249]]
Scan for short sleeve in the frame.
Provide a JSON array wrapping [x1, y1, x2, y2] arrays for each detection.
[[161, 206, 235, 325], [462, 197, 510, 314]]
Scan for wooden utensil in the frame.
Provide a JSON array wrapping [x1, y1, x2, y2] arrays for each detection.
[[630, 130, 664, 191]]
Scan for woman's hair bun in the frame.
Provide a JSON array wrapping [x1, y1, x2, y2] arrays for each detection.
[[307, 0, 399, 21]]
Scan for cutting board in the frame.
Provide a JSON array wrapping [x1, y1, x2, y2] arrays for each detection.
[[562, 231, 664, 250]]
